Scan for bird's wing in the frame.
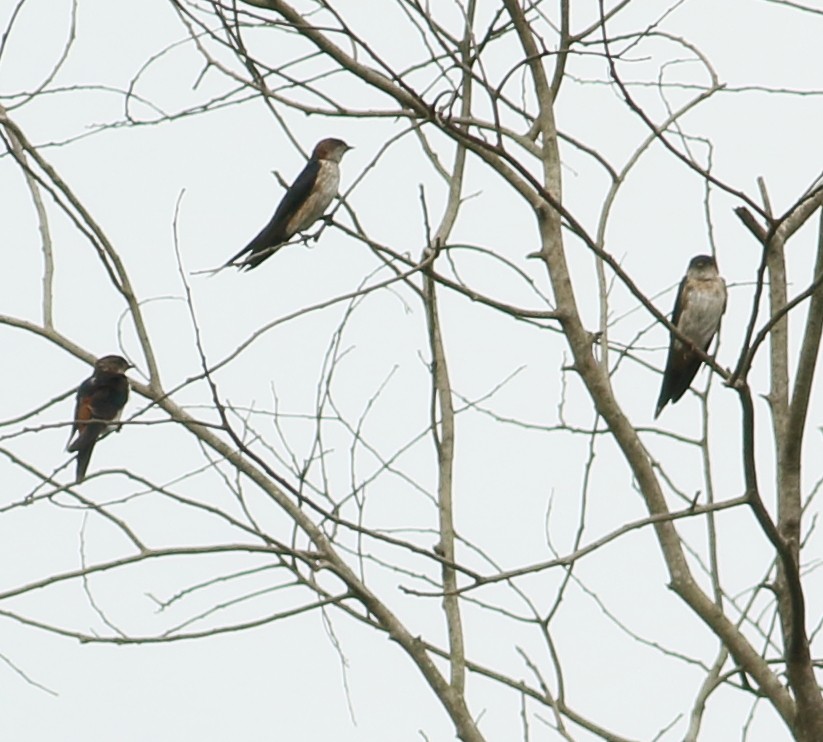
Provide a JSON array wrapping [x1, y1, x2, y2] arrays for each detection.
[[67, 378, 95, 448], [670, 275, 690, 327], [68, 376, 128, 452], [654, 277, 696, 416], [89, 377, 129, 421], [269, 158, 320, 230]]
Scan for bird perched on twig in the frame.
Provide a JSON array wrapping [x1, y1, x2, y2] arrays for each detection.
[[225, 138, 353, 271], [67, 355, 131, 481], [655, 255, 727, 418]]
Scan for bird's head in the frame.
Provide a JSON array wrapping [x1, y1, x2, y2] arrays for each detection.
[[687, 254, 719, 279], [313, 138, 353, 163], [94, 355, 131, 375]]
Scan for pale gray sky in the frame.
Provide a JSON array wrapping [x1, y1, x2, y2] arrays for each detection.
[[2, 1, 823, 740]]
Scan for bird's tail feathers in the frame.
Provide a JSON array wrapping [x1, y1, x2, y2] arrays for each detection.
[[239, 243, 285, 270], [67, 423, 102, 453], [229, 223, 290, 270], [68, 423, 105, 482], [74, 442, 96, 482], [224, 245, 252, 269]]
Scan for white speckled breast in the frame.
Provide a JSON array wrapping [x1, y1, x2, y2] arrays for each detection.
[[287, 160, 340, 235], [677, 278, 726, 349]]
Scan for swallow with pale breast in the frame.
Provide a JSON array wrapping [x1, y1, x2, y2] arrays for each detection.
[[67, 355, 131, 481], [655, 255, 727, 418], [225, 138, 353, 270]]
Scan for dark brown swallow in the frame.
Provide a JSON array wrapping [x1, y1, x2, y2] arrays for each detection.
[[67, 355, 131, 481]]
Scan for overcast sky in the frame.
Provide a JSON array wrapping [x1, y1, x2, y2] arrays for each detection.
[[2, 1, 823, 740]]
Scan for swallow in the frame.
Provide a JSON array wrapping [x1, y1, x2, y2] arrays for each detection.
[[67, 355, 131, 482], [226, 138, 353, 270], [655, 255, 727, 418]]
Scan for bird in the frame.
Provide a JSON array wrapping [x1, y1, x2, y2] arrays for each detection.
[[655, 255, 727, 418], [67, 355, 131, 482], [225, 138, 353, 270]]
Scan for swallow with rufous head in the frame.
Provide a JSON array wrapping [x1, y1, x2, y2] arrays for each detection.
[[226, 138, 353, 270]]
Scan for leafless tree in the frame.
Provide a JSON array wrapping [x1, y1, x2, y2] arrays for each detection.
[[2, 0, 823, 739]]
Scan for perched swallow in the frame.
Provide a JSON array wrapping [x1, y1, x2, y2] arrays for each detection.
[[655, 255, 727, 418], [67, 355, 131, 482], [226, 138, 352, 270]]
